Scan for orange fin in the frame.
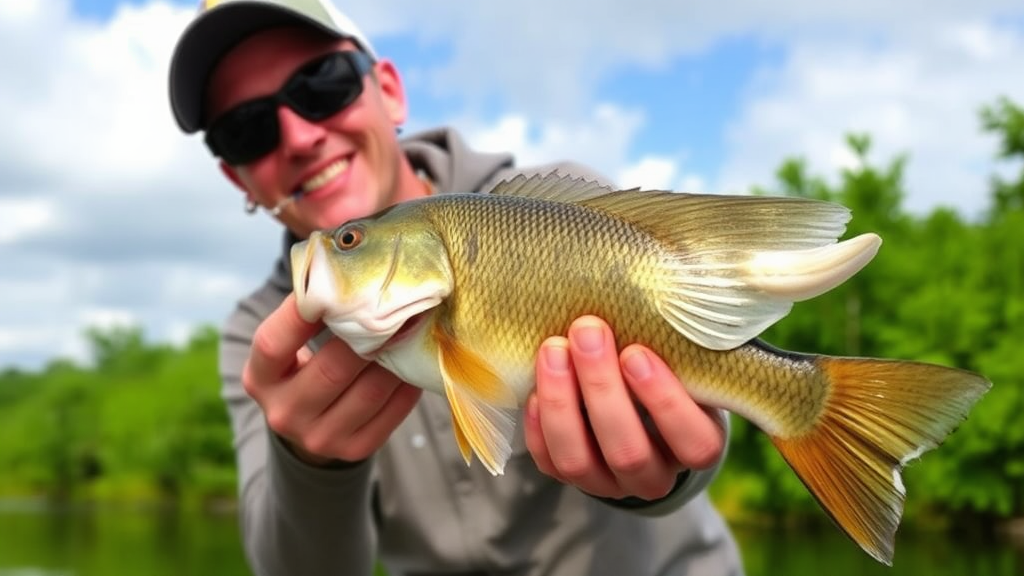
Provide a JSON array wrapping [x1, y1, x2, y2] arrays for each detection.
[[771, 357, 990, 565], [433, 321, 518, 475], [450, 412, 473, 466]]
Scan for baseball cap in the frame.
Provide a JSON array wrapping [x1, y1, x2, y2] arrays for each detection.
[[169, 0, 377, 133]]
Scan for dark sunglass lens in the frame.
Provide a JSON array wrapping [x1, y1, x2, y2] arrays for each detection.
[[208, 100, 279, 165], [288, 53, 364, 120]]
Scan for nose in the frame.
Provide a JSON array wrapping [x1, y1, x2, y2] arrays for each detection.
[[277, 105, 327, 157]]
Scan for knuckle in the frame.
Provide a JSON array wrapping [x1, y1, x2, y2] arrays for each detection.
[[264, 407, 294, 437], [337, 438, 371, 463], [554, 455, 592, 482], [355, 378, 395, 406], [582, 375, 618, 396], [683, 435, 724, 470], [649, 390, 683, 414], [606, 444, 650, 476], [301, 432, 332, 459], [311, 352, 348, 387], [250, 324, 278, 360], [536, 384, 578, 414], [241, 365, 260, 398]]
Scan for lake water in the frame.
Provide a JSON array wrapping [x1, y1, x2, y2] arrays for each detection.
[[0, 501, 1020, 575]]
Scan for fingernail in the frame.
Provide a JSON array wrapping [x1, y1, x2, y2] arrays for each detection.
[[622, 349, 652, 380], [572, 322, 604, 353], [526, 394, 539, 422], [544, 344, 570, 373]]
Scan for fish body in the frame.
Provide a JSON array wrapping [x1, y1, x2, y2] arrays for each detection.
[[291, 174, 990, 565]]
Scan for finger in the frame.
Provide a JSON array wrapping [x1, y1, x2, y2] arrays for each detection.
[[278, 337, 374, 419], [247, 293, 323, 382], [296, 345, 314, 365], [315, 363, 402, 436], [620, 345, 725, 470], [301, 366, 418, 461], [535, 336, 623, 498], [523, 393, 565, 482], [346, 383, 423, 461], [568, 317, 675, 499]]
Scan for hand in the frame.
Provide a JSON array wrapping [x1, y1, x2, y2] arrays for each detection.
[[241, 294, 422, 466], [524, 316, 725, 501]]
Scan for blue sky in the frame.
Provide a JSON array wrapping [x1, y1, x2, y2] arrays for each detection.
[[1, 0, 1023, 369]]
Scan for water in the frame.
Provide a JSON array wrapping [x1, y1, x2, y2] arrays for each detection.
[[733, 524, 1023, 576], [0, 501, 1020, 576], [0, 501, 249, 576]]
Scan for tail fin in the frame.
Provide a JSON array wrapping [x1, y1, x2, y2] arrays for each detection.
[[771, 357, 990, 565]]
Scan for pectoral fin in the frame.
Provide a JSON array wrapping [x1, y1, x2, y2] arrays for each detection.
[[433, 321, 518, 475], [576, 190, 881, 350], [450, 412, 473, 466], [656, 232, 882, 350]]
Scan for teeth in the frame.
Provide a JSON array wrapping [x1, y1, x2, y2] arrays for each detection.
[[302, 158, 350, 192]]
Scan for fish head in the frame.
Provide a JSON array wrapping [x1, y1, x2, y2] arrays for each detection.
[[290, 207, 453, 358]]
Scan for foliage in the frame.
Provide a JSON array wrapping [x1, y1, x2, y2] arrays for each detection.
[[0, 326, 236, 505]]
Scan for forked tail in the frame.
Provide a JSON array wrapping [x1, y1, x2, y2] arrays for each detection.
[[770, 357, 990, 565]]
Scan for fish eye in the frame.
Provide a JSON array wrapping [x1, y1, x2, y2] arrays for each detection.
[[334, 225, 364, 251]]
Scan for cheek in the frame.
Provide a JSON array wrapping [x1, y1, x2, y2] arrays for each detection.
[[235, 162, 280, 199]]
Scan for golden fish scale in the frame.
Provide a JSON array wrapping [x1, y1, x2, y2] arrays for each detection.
[[422, 194, 830, 436]]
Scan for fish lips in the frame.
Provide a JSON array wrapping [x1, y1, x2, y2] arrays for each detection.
[[291, 234, 345, 324]]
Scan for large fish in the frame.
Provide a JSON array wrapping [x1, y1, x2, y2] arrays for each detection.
[[290, 173, 990, 565]]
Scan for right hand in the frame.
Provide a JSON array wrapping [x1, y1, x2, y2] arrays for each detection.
[[242, 294, 423, 466]]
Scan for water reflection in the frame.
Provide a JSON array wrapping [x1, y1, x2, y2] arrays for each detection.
[[734, 524, 1023, 576], [0, 501, 1020, 576], [0, 501, 249, 576]]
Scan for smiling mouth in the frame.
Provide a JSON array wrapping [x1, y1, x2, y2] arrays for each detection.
[[300, 156, 352, 195]]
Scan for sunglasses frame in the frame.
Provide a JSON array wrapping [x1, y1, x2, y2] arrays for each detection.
[[204, 50, 375, 165]]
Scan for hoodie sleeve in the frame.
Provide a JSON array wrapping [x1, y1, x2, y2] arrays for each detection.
[[219, 281, 379, 576]]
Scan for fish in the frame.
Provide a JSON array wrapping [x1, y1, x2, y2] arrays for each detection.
[[290, 172, 991, 565]]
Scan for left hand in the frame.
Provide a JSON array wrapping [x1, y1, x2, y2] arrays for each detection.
[[523, 316, 725, 501]]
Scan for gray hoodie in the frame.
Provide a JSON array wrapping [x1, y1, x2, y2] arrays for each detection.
[[218, 127, 743, 576]]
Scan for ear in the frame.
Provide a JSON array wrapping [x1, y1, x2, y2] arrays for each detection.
[[373, 59, 408, 125]]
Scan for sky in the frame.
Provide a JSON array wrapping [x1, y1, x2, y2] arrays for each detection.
[[1, 0, 1024, 370]]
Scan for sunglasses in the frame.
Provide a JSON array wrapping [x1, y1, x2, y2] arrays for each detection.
[[204, 50, 375, 165]]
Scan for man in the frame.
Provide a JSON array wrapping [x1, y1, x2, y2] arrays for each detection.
[[168, 1, 743, 575]]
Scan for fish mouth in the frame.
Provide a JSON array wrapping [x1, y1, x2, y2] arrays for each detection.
[[367, 309, 432, 357], [290, 237, 322, 322]]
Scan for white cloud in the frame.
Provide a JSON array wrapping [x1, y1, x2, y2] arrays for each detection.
[[715, 20, 1024, 218], [618, 157, 679, 191], [0, 1, 281, 369], [0, 200, 55, 243], [351, 0, 1024, 120], [460, 104, 646, 183]]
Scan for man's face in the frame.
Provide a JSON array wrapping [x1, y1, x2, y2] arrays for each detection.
[[206, 27, 410, 238]]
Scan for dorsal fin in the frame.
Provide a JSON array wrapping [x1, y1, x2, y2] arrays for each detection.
[[487, 172, 626, 203]]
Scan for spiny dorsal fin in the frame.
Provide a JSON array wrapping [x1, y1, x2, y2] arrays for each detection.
[[488, 171, 625, 203], [578, 191, 880, 350], [432, 320, 518, 475]]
